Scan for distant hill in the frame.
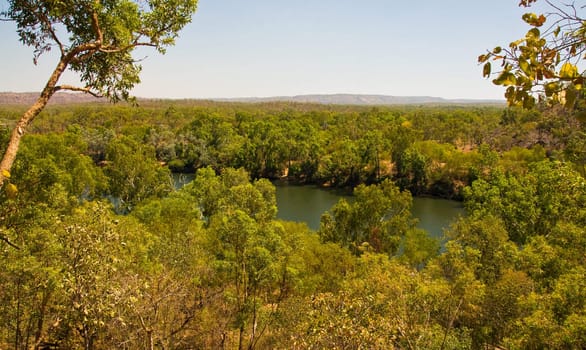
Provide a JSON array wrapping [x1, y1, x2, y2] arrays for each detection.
[[0, 92, 504, 106], [0, 92, 104, 105], [214, 94, 505, 106]]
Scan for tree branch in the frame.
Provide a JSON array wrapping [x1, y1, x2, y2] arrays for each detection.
[[37, 10, 65, 57], [54, 85, 102, 98], [99, 42, 157, 54], [0, 54, 71, 187], [90, 5, 103, 45], [0, 233, 20, 250], [545, 0, 578, 20]]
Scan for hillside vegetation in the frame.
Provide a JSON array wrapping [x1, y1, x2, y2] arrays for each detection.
[[1, 101, 585, 349]]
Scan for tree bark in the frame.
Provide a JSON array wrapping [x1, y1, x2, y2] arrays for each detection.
[[0, 58, 67, 187], [33, 290, 53, 349]]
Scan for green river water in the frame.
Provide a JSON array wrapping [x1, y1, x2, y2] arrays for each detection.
[[172, 174, 464, 238], [274, 184, 464, 238]]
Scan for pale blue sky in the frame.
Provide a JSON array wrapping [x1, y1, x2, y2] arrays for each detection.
[[0, 1, 534, 100]]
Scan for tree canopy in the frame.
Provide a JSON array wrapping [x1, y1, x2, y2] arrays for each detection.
[[0, 99, 585, 348], [0, 0, 198, 187]]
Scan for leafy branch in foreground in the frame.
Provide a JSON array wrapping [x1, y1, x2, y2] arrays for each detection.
[[480, 0, 586, 113]]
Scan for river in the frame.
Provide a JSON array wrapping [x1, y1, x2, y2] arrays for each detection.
[[274, 184, 464, 238], [172, 174, 464, 238]]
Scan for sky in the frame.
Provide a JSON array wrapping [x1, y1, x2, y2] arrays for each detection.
[[0, 0, 536, 100]]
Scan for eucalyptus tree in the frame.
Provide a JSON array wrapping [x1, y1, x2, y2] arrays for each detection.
[[0, 0, 198, 187], [319, 180, 415, 255]]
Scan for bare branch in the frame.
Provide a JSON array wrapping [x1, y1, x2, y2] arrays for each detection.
[[54, 85, 102, 98], [0, 233, 20, 250], [545, 0, 572, 18]]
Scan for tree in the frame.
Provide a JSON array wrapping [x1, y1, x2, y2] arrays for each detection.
[[480, 0, 586, 111], [395, 147, 430, 195], [0, 200, 152, 350], [319, 180, 415, 255], [0, 0, 198, 187], [463, 160, 586, 244], [182, 167, 292, 349], [104, 136, 173, 211], [280, 253, 473, 350]]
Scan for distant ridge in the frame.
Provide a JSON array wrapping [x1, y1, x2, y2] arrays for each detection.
[[214, 93, 504, 106], [0, 92, 504, 106], [0, 92, 104, 105]]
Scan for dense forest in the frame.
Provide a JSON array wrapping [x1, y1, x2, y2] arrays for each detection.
[[1, 100, 586, 349]]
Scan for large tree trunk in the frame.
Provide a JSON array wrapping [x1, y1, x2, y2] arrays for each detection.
[[0, 59, 67, 187]]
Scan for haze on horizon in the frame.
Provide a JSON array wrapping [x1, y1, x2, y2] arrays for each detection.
[[0, 0, 535, 101]]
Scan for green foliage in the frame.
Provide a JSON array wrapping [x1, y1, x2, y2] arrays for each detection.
[[104, 135, 173, 211], [319, 179, 415, 255], [235, 120, 288, 179], [176, 110, 243, 171], [132, 189, 204, 271], [0, 201, 156, 349], [1, 99, 586, 349], [446, 216, 518, 284], [0, 0, 198, 191], [395, 146, 430, 194], [179, 167, 290, 348], [400, 228, 441, 269], [56, 202, 133, 348], [18, 133, 107, 198], [4, 102, 526, 197], [0, 133, 107, 239], [464, 160, 586, 243], [478, 269, 533, 347], [318, 137, 362, 186], [481, 1, 586, 110], [278, 253, 473, 349]]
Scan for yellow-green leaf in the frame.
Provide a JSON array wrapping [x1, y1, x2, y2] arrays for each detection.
[[6, 183, 18, 199], [522, 13, 537, 24], [527, 28, 541, 40], [522, 13, 546, 27], [483, 62, 491, 78], [544, 82, 559, 96], [505, 86, 517, 102], [523, 95, 536, 109], [564, 88, 578, 108], [519, 59, 531, 76], [493, 72, 517, 86], [1, 170, 10, 179], [559, 62, 578, 79], [503, 73, 517, 86], [509, 39, 524, 49]]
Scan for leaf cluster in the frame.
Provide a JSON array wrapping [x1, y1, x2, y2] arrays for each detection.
[[480, 0, 586, 115]]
